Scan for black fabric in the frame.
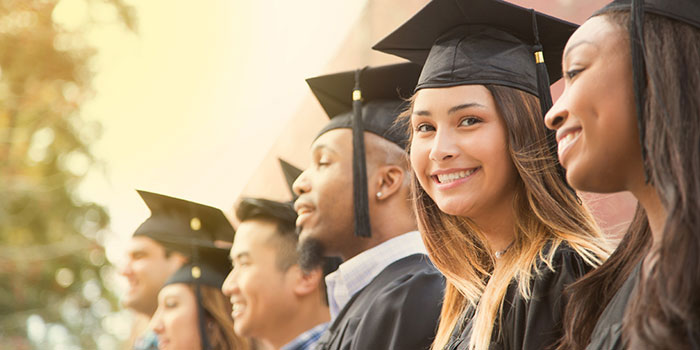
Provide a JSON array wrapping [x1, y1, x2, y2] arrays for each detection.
[[163, 263, 227, 289], [315, 254, 445, 350], [584, 262, 641, 350], [307, 63, 421, 149], [594, 0, 700, 29], [444, 244, 598, 350], [133, 190, 235, 270], [278, 158, 303, 200], [372, 0, 577, 94]]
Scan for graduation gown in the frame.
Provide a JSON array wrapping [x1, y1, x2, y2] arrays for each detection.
[[585, 263, 641, 350], [444, 243, 596, 350], [314, 253, 445, 350]]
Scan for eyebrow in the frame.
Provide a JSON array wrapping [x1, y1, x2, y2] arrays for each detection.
[[232, 252, 250, 261], [310, 143, 337, 155], [563, 40, 598, 61], [413, 102, 485, 117]]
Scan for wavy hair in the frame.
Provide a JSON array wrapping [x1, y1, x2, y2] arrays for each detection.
[[400, 85, 610, 350], [559, 9, 700, 350]]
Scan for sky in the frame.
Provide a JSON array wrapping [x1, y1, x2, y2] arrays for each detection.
[[54, 0, 368, 266]]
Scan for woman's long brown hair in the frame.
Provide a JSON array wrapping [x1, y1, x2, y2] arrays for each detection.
[[199, 285, 251, 350], [401, 85, 610, 350], [558, 10, 700, 350]]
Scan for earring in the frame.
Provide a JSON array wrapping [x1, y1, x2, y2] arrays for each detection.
[[376, 192, 383, 199]]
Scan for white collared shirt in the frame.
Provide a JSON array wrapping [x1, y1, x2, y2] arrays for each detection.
[[324, 231, 427, 319]]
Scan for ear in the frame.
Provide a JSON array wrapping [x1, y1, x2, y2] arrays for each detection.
[[373, 164, 406, 201], [289, 265, 323, 297]]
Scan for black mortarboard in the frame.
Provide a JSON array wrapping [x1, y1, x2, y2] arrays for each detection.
[[594, 0, 700, 180], [306, 63, 421, 238], [373, 0, 578, 194], [137, 190, 234, 350], [133, 190, 234, 271], [278, 158, 303, 201]]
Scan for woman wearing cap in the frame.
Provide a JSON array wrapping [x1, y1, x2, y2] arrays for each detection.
[[544, 0, 700, 349], [150, 264, 251, 350], [373, 0, 610, 349]]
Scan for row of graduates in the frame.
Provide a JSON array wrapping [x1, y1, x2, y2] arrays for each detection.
[[119, 0, 700, 349]]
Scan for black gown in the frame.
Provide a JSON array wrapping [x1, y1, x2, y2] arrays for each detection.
[[444, 243, 597, 350], [585, 263, 641, 350], [314, 253, 445, 350]]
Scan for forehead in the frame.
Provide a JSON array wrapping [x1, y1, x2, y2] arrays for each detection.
[[566, 16, 627, 54], [127, 236, 163, 253], [158, 283, 194, 301], [413, 84, 494, 111], [311, 128, 352, 155], [231, 219, 279, 256]]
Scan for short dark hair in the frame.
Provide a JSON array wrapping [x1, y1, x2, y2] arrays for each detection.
[[236, 198, 299, 271]]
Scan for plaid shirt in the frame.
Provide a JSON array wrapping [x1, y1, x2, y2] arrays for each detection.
[[281, 322, 329, 350], [324, 231, 427, 319]]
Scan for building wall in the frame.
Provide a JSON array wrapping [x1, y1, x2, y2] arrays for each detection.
[[235, 0, 637, 236]]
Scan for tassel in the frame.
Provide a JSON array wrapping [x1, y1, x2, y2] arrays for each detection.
[[531, 10, 578, 199], [630, 0, 650, 182], [191, 246, 212, 350], [351, 68, 371, 238]]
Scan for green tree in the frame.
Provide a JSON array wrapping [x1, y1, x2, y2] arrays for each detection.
[[0, 0, 135, 348]]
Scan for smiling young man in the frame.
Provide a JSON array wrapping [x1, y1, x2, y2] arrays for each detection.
[[293, 63, 444, 350], [120, 190, 235, 350], [222, 197, 337, 350]]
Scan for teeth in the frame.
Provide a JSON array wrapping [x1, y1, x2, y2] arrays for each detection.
[[232, 303, 245, 316], [558, 130, 580, 151], [437, 168, 477, 184]]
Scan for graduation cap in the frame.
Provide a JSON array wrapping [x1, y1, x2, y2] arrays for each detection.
[[278, 158, 303, 201], [135, 190, 234, 350], [594, 0, 700, 180], [133, 190, 235, 269], [373, 0, 578, 193], [306, 63, 421, 238]]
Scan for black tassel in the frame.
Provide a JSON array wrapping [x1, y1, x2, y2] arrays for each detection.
[[531, 10, 578, 200], [190, 246, 212, 350], [630, 0, 650, 182], [351, 68, 371, 238]]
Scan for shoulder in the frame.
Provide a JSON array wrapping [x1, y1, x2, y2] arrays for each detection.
[[533, 241, 597, 288], [356, 253, 444, 308]]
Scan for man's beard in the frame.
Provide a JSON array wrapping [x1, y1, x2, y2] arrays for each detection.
[[297, 235, 327, 272]]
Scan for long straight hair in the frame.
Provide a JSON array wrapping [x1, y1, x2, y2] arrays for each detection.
[[199, 285, 250, 350], [559, 10, 700, 350], [401, 85, 610, 350]]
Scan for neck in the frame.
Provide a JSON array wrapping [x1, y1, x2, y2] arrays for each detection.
[[340, 205, 416, 261], [630, 182, 667, 247], [471, 197, 516, 255], [267, 297, 329, 349]]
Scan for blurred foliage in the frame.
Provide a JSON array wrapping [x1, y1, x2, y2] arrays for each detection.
[[0, 0, 136, 348]]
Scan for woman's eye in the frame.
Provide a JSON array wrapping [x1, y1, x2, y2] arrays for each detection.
[[165, 300, 177, 308], [459, 117, 481, 127], [415, 123, 435, 133], [566, 68, 583, 80]]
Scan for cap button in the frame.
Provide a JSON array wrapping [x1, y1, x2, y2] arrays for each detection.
[[190, 217, 201, 231], [191, 266, 202, 279]]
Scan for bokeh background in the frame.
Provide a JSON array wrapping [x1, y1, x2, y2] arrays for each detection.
[[0, 0, 634, 349]]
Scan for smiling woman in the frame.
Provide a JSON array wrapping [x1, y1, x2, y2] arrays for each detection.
[[374, 0, 611, 349]]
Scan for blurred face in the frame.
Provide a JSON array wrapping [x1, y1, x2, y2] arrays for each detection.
[[151, 284, 201, 350], [292, 129, 355, 255], [120, 236, 186, 315], [545, 16, 643, 193], [221, 219, 297, 340], [410, 85, 518, 219]]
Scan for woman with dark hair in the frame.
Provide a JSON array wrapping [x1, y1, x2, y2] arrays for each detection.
[[373, 0, 610, 349], [151, 263, 251, 350], [544, 0, 700, 349]]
